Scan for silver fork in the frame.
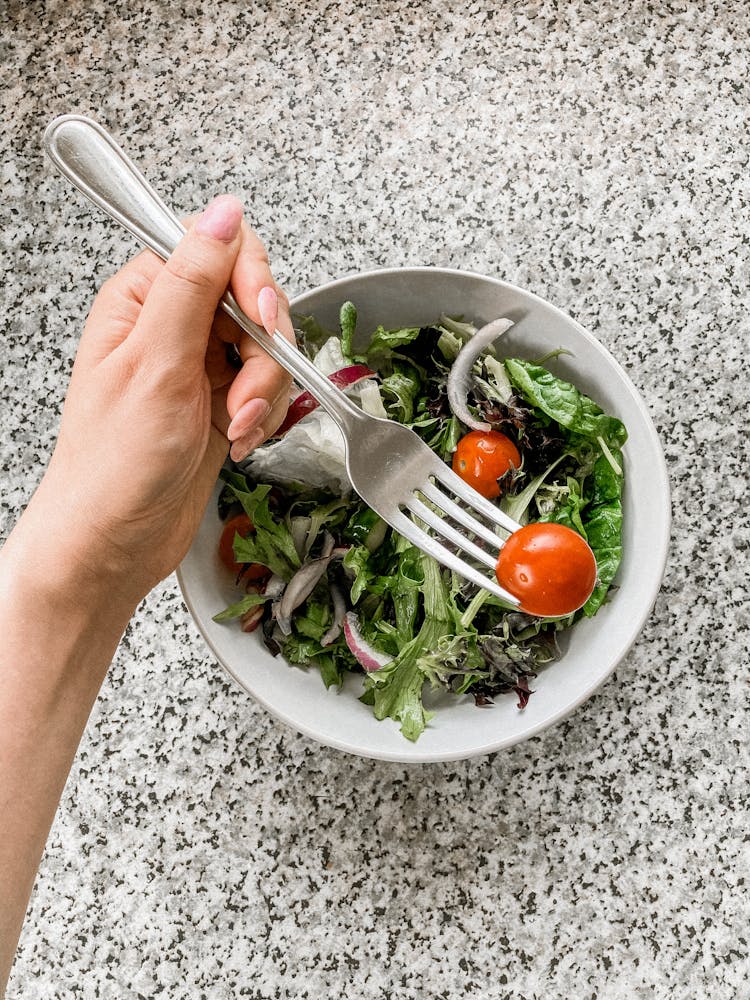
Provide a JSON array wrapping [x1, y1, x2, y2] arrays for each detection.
[[44, 114, 523, 604]]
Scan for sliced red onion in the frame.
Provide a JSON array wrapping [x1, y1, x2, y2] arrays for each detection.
[[321, 584, 347, 647], [274, 536, 348, 635], [343, 612, 392, 673], [264, 574, 286, 600], [446, 318, 514, 431], [290, 516, 312, 561], [274, 365, 376, 436]]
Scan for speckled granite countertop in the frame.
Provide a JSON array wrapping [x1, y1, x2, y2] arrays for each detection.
[[2, 1, 748, 997]]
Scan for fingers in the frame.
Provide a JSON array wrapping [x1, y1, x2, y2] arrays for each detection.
[[224, 376, 292, 462], [128, 195, 244, 367], [76, 251, 163, 368], [78, 201, 295, 467], [224, 350, 292, 462], [257, 285, 279, 334], [229, 223, 296, 342], [218, 227, 297, 460]]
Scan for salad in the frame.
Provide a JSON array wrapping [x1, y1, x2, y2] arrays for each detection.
[[213, 305, 627, 741]]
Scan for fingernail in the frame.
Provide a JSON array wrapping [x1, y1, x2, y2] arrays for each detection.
[[194, 195, 243, 243], [230, 427, 266, 463], [258, 286, 278, 335], [227, 398, 272, 442]]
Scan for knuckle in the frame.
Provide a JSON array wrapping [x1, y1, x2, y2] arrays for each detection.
[[127, 269, 156, 306], [99, 272, 123, 299], [166, 254, 216, 293]]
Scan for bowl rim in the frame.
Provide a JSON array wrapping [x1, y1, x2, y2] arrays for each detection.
[[177, 265, 671, 762]]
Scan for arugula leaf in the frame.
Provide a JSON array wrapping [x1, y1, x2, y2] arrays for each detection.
[[420, 413, 462, 461], [437, 315, 476, 340], [212, 591, 271, 622], [436, 327, 463, 361], [288, 494, 350, 558], [505, 359, 627, 449], [283, 634, 325, 666], [294, 594, 332, 641], [500, 455, 566, 524], [476, 354, 513, 404]]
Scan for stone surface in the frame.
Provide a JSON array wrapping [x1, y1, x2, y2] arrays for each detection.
[[1, 1, 748, 997]]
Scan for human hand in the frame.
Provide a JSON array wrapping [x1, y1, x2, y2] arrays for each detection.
[[30, 195, 293, 606]]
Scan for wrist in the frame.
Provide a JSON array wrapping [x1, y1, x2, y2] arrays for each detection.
[[2, 485, 142, 632]]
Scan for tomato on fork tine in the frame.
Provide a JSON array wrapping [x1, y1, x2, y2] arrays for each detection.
[[496, 522, 597, 618]]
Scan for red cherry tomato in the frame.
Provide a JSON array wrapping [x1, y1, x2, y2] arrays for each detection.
[[496, 522, 597, 617], [219, 514, 267, 580], [452, 430, 521, 499]]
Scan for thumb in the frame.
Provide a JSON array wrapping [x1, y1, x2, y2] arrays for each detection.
[[129, 195, 244, 366]]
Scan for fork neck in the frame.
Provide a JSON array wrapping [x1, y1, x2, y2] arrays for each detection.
[[270, 329, 369, 434]]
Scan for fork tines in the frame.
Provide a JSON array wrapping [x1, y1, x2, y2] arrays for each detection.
[[399, 463, 522, 604]]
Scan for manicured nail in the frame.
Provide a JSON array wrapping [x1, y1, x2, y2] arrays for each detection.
[[227, 398, 271, 442], [194, 195, 243, 243], [257, 286, 278, 335], [230, 426, 266, 463]]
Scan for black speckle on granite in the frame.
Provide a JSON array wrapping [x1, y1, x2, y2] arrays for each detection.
[[2, 1, 749, 998]]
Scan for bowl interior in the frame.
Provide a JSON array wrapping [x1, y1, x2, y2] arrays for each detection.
[[178, 268, 670, 762]]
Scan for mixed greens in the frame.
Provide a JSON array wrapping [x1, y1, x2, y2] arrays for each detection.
[[213, 305, 627, 741]]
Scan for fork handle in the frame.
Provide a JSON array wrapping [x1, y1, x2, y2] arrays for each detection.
[[43, 115, 367, 434]]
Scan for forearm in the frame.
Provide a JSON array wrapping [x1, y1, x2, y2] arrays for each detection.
[[0, 489, 137, 990]]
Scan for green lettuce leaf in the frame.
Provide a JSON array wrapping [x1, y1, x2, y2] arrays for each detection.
[[361, 552, 458, 740], [369, 644, 435, 741], [380, 364, 422, 423], [220, 473, 301, 580], [539, 476, 588, 536], [212, 591, 271, 622], [340, 301, 357, 360], [505, 359, 627, 449], [581, 451, 624, 615], [359, 323, 423, 367], [293, 313, 335, 357], [343, 545, 394, 603], [318, 654, 345, 689], [392, 545, 424, 643]]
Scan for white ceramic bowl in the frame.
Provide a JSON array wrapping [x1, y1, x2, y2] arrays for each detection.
[[178, 268, 670, 763]]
